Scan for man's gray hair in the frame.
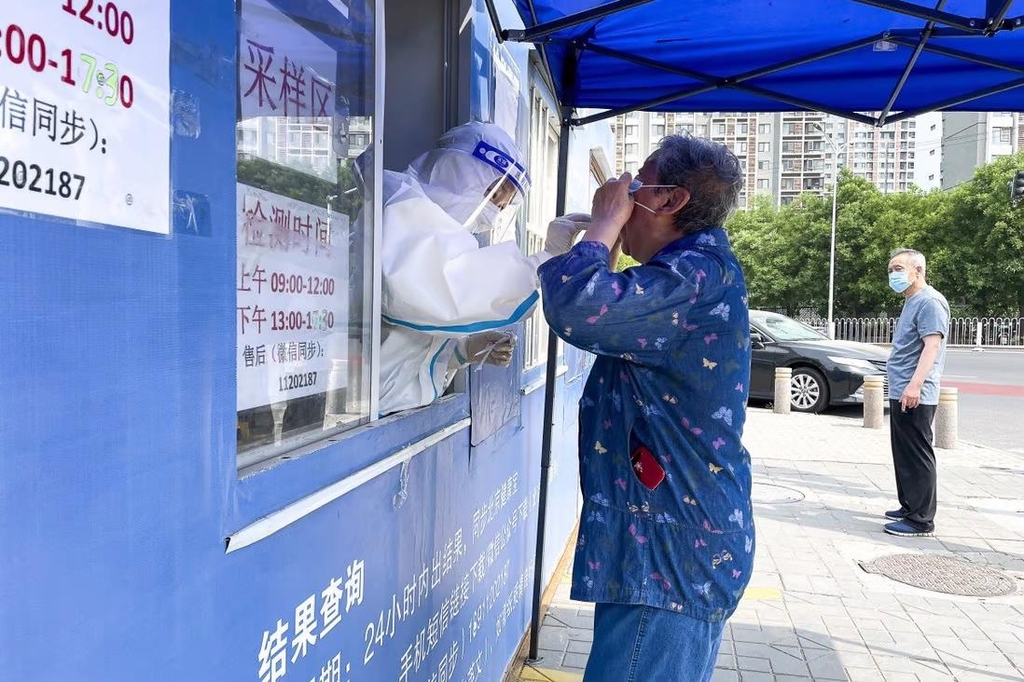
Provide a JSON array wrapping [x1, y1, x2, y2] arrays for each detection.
[[890, 248, 927, 273], [652, 135, 744, 235]]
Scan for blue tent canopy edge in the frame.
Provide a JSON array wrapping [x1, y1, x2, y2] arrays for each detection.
[[498, 0, 1024, 125]]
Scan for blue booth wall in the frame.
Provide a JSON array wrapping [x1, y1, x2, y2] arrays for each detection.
[[0, 1, 614, 680]]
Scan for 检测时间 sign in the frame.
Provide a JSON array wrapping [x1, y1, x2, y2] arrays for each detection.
[[236, 184, 350, 412], [0, 1, 170, 233]]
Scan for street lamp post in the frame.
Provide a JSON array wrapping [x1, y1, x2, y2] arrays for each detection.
[[811, 122, 845, 339], [826, 160, 838, 339]]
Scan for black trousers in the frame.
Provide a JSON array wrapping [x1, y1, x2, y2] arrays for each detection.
[[889, 400, 937, 530]]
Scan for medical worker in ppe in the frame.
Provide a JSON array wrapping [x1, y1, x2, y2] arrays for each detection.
[[379, 121, 587, 415]]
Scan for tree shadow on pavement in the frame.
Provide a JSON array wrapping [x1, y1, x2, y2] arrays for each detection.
[[719, 621, 1023, 681], [533, 601, 1024, 681], [750, 465, 1024, 574]]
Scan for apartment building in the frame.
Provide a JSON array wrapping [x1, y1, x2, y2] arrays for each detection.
[[941, 111, 1024, 189], [828, 117, 917, 195], [913, 112, 943, 191], [614, 111, 919, 207], [237, 115, 372, 180]]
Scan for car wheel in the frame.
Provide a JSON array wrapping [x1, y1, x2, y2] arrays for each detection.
[[790, 367, 829, 414]]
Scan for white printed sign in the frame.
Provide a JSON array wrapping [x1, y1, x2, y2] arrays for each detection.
[[239, 0, 343, 123], [0, 1, 170, 232], [236, 184, 350, 411]]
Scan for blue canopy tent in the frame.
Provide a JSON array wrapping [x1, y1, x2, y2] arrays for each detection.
[[500, 0, 1024, 124], [484, 0, 1024, 661]]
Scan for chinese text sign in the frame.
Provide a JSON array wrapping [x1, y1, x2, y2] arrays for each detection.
[[237, 184, 350, 411], [0, 1, 171, 233]]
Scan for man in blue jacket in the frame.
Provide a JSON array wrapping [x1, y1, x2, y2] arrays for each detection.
[[539, 135, 754, 681]]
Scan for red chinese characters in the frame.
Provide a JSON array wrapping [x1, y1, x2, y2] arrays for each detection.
[[241, 38, 335, 118]]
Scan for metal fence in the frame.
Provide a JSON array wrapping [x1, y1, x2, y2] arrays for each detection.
[[796, 314, 1024, 347]]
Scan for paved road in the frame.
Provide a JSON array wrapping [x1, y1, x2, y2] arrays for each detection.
[[943, 348, 1024, 454], [829, 348, 1024, 454]]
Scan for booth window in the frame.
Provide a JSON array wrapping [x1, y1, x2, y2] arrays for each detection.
[[521, 86, 558, 370], [235, 0, 376, 470]]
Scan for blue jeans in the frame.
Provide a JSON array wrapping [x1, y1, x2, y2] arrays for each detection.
[[583, 603, 725, 682]]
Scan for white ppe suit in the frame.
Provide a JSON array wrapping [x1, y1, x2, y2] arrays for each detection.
[[378, 122, 569, 415]]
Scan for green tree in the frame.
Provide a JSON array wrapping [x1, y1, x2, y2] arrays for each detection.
[[728, 192, 832, 314], [942, 152, 1024, 317], [832, 176, 950, 317], [606, 154, 1024, 319], [237, 156, 363, 219], [727, 158, 1024, 319]]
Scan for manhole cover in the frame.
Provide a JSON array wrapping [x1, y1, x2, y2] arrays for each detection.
[[751, 481, 805, 505], [860, 553, 1017, 597]]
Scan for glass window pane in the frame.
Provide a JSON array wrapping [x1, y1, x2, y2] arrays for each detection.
[[235, 0, 376, 469], [523, 89, 557, 370]]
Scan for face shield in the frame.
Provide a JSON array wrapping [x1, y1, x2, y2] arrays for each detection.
[[408, 123, 532, 240], [457, 140, 530, 241], [463, 175, 525, 244]]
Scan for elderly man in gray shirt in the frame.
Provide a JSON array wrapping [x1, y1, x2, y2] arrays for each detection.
[[883, 249, 950, 537]]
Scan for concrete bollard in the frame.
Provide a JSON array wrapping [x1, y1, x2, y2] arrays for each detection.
[[863, 375, 885, 429], [773, 367, 792, 415], [935, 387, 959, 449]]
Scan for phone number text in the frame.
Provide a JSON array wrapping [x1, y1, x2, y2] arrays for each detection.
[[0, 156, 84, 199], [279, 371, 318, 393]]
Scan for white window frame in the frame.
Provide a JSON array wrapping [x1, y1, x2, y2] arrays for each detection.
[[235, 0, 385, 474], [522, 85, 559, 370]]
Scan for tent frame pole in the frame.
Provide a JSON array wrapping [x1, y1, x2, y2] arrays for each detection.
[[886, 36, 1024, 74], [572, 40, 880, 127], [504, 0, 653, 43], [528, 38, 579, 664], [878, 0, 948, 125], [851, 0, 985, 32], [527, 111, 572, 664]]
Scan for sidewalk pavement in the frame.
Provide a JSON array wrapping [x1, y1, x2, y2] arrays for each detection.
[[519, 407, 1024, 682]]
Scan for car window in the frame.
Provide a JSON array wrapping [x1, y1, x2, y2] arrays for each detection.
[[755, 315, 826, 342]]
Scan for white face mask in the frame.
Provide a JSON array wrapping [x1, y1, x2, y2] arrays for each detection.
[[491, 205, 519, 243], [468, 202, 501, 233]]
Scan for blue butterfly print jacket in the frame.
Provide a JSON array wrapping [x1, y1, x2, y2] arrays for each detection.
[[538, 228, 755, 622]]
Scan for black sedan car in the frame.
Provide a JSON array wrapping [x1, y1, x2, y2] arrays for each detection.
[[748, 310, 889, 413]]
